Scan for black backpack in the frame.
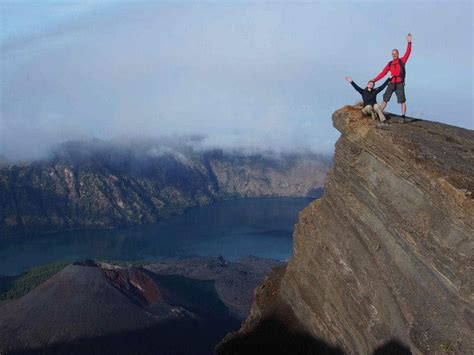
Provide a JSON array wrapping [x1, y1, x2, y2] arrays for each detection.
[[389, 59, 406, 82]]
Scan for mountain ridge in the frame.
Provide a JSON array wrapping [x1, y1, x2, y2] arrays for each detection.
[[0, 141, 328, 236]]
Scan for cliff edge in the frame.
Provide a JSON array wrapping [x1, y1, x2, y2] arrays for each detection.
[[217, 106, 474, 354]]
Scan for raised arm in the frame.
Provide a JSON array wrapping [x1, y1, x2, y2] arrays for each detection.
[[401, 33, 412, 64], [375, 77, 390, 93], [372, 63, 390, 83], [345, 76, 363, 94]]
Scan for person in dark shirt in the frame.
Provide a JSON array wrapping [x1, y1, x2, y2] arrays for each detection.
[[345, 76, 390, 121]]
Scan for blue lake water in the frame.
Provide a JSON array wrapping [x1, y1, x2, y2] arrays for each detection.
[[0, 198, 314, 276]]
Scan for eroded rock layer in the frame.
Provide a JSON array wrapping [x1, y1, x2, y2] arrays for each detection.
[[219, 106, 474, 354]]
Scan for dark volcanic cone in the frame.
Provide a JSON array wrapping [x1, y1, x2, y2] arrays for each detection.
[[0, 261, 240, 354]]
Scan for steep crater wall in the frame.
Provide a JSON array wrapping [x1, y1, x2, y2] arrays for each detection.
[[0, 148, 328, 236]]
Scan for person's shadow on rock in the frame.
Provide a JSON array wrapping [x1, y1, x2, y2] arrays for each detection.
[[373, 340, 412, 355]]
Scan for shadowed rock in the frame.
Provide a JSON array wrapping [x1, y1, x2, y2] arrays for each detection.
[[146, 255, 285, 320]]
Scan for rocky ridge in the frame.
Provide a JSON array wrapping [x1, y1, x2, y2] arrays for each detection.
[[217, 106, 474, 354]]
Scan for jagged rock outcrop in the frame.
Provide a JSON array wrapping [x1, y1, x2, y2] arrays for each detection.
[[218, 106, 474, 354], [0, 140, 328, 236]]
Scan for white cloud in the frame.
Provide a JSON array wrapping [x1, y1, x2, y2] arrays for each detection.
[[0, 1, 472, 161]]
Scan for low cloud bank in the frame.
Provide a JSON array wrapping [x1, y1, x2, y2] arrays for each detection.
[[1, 2, 472, 162]]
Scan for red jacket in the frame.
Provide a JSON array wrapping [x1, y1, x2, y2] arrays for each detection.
[[373, 42, 412, 83]]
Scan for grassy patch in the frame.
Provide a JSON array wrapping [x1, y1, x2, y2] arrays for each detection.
[[0, 261, 69, 301], [439, 341, 455, 353]]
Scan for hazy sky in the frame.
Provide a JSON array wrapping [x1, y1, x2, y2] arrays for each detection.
[[1, 0, 472, 161]]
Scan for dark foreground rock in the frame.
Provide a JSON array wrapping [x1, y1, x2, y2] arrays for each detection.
[[0, 256, 282, 354], [218, 106, 474, 354]]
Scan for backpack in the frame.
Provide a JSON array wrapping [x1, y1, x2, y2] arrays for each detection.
[[389, 59, 406, 82]]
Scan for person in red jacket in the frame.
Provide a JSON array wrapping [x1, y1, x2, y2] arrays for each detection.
[[372, 33, 412, 121]]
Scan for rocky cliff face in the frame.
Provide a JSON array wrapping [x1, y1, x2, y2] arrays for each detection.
[[218, 106, 474, 354], [0, 140, 327, 236]]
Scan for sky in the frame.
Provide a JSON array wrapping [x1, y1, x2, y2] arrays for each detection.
[[1, 0, 473, 161]]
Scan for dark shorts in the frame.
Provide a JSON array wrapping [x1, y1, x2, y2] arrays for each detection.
[[383, 82, 406, 103]]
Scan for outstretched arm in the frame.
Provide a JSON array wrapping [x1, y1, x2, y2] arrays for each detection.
[[401, 33, 412, 64], [346, 76, 363, 94], [375, 77, 391, 93], [372, 63, 390, 82]]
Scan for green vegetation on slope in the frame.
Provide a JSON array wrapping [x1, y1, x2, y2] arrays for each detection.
[[0, 262, 69, 300], [0, 260, 156, 301]]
